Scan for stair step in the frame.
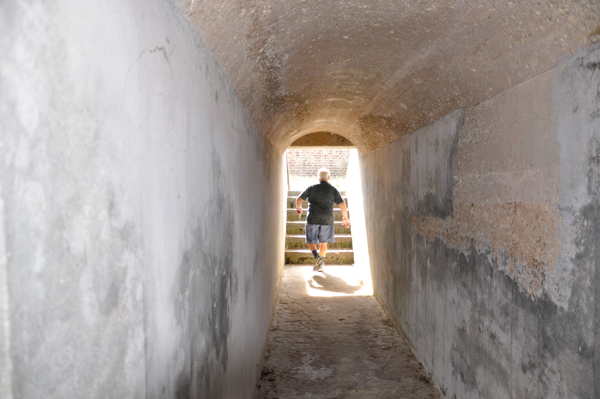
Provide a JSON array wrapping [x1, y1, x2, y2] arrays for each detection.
[[286, 221, 351, 235], [288, 190, 347, 197], [285, 249, 354, 265], [285, 234, 353, 249], [287, 196, 349, 208], [286, 234, 353, 242], [286, 208, 349, 221]]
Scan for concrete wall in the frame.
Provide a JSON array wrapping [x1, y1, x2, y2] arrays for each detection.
[[360, 44, 600, 398], [346, 150, 372, 291], [0, 1, 285, 398]]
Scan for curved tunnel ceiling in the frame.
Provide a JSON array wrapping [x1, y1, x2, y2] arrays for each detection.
[[291, 132, 355, 147], [181, 0, 599, 152]]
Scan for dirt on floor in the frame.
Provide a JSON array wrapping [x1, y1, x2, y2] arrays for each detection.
[[256, 265, 440, 399]]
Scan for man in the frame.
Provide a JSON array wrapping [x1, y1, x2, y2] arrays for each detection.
[[296, 168, 350, 272]]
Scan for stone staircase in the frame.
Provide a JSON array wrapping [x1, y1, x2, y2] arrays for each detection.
[[284, 190, 354, 265]]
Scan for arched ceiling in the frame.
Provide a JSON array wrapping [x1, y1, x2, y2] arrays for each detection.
[[291, 132, 354, 147], [181, 0, 599, 152]]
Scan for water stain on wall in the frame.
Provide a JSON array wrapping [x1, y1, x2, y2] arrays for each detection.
[[412, 202, 560, 297], [174, 186, 237, 398], [411, 77, 562, 297]]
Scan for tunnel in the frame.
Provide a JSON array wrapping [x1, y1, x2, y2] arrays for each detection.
[[1, 0, 600, 398]]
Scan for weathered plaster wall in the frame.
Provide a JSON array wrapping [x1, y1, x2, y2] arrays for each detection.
[[0, 1, 285, 398], [413, 68, 561, 298], [361, 44, 600, 398]]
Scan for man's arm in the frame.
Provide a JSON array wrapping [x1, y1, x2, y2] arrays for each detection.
[[338, 201, 350, 228], [296, 197, 304, 215]]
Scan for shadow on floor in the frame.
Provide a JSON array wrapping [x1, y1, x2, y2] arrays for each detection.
[[308, 272, 364, 294]]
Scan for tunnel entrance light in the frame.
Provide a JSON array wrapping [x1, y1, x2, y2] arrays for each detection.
[[283, 147, 372, 297]]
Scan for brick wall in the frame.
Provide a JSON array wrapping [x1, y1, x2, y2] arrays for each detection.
[[287, 149, 350, 179]]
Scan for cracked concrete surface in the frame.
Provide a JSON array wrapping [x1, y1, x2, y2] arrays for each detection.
[[257, 265, 439, 398]]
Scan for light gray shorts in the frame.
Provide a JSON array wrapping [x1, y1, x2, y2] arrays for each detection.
[[305, 223, 335, 244]]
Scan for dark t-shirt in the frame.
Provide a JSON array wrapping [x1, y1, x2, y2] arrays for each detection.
[[299, 181, 344, 226]]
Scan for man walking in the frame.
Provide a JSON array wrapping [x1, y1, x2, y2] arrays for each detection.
[[296, 168, 350, 272]]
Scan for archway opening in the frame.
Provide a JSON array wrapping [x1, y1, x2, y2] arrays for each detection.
[[283, 137, 372, 297]]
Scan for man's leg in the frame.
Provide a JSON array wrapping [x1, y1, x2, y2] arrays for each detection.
[[319, 243, 328, 258], [307, 243, 319, 259], [314, 243, 328, 272], [305, 224, 321, 270], [314, 226, 334, 272]]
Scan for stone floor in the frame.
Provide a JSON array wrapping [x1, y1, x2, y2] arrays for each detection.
[[256, 265, 440, 399]]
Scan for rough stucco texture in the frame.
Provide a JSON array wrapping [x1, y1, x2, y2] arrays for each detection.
[[413, 68, 561, 297], [180, 0, 599, 152], [0, 1, 285, 398], [360, 44, 600, 398]]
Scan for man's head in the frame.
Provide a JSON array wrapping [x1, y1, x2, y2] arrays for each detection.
[[318, 168, 330, 181]]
